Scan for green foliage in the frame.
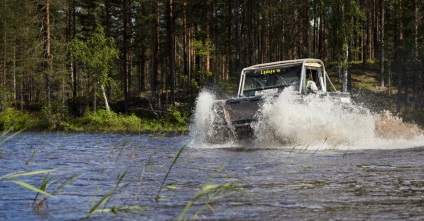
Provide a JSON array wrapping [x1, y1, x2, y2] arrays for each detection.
[[166, 105, 190, 125], [0, 107, 190, 132], [70, 26, 118, 84], [1, 0, 424, 124], [80, 110, 141, 131], [0, 90, 13, 111], [36, 107, 55, 130], [192, 39, 214, 56], [0, 107, 71, 131], [190, 79, 201, 90], [325, 0, 365, 62], [0, 108, 32, 130]]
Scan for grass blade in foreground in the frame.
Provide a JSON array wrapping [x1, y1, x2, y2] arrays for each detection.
[[0, 170, 55, 182], [84, 170, 131, 220], [178, 163, 239, 221], [156, 143, 187, 200], [0, 129, 23, 147], [12, 180, 56, 198]]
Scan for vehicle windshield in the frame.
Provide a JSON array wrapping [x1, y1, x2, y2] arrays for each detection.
[[242, 65, 301, 96]]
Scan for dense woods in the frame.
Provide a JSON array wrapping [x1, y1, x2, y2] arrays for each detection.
[[0, 0, 423, 126]]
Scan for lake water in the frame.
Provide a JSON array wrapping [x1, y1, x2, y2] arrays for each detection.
[[1, 132, 424, 220]]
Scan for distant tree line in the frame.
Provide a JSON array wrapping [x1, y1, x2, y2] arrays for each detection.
[[0, 0, 423, 116]]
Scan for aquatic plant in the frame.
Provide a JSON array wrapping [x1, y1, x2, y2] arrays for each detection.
[[84, 170, 142, 220], [1, 169, 79, 211], [31, 173, 80, 211], [156, 143, 187, 200], [116, 139, 130, 163], [26, 147, 41, 166], [178, 163, 245, 221], [12, 172, 79, 211], [0, 170, 55, 182], [0, 129, 22, 147]]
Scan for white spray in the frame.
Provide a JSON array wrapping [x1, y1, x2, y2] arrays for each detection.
[[190, 88, 424, 150], [189, 90, 216, 146], [253, 89, 376, 149]]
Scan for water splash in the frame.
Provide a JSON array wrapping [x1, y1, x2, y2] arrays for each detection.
[[189, 90, 215, 145], [190, 88, 424, 150], [253, 89, 374, 147], [189, 90, 236, 147]]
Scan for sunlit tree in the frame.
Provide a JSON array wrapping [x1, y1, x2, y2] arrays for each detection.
[[70, 26, 118, 111]]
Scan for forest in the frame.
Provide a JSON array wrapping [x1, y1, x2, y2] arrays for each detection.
[[0, 0, 423, 131]]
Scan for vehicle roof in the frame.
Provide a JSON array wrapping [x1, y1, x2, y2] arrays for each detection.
[[242, 58, 324, 71]]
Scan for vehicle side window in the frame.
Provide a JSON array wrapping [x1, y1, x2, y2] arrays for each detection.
[[306, 68, 321, 89]]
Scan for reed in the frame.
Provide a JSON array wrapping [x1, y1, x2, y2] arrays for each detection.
[[156, 143, 187, 200], [178, 163, 245, 221], [1, 170, 79, 211], [0, 129, 22, 147], [290, 144, 299, 155], [83, 170, 143, 220], [26, 147, 41, 166], [0, 170, 55, 182], [116, 139, 130, 163]]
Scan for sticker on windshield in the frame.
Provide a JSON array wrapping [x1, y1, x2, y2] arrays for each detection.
[[260, 69, 281, 75], [255, 88, 278, 96]]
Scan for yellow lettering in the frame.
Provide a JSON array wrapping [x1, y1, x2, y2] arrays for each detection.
[[260, 69, 281, 75]]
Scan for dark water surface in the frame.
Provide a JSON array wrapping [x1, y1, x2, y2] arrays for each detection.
[[1, 132, 424, 220]]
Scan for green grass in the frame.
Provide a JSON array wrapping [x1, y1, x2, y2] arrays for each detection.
[[0, 107, 190, 133], [326, 61, 380, 92]]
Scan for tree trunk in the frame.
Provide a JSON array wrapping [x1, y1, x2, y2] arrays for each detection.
[[235, 0, 240, 68], [291, 3, 297, 59], [72, 0, 77, 99], [260, 0, 267, 62], [206, 0, 212, 76], [397, 0, 407, 111], [397, 74, 402, 112], [227, 0, 232, 75], [123, 0, 131, 113], [183, 0, 188, 91], [138, 45, 146, 92], [362, 0, 368, 64], [167, 0, 175, 106], [379, 0, 385, 88], [413, 0, 420, 108], [302, 0, 309, 58], [93, 80, 97, 112], [100, 84, 110, 111], [13, 46, 15, 99], [342, 42, 348, 92], [44, 0, 52, 110], [2, 2, 6, 91], [318, 1, 324, 58], [151, 0, 159, 109]]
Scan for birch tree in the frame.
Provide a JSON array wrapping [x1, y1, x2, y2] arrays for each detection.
[[70, 26, 118, 111]]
